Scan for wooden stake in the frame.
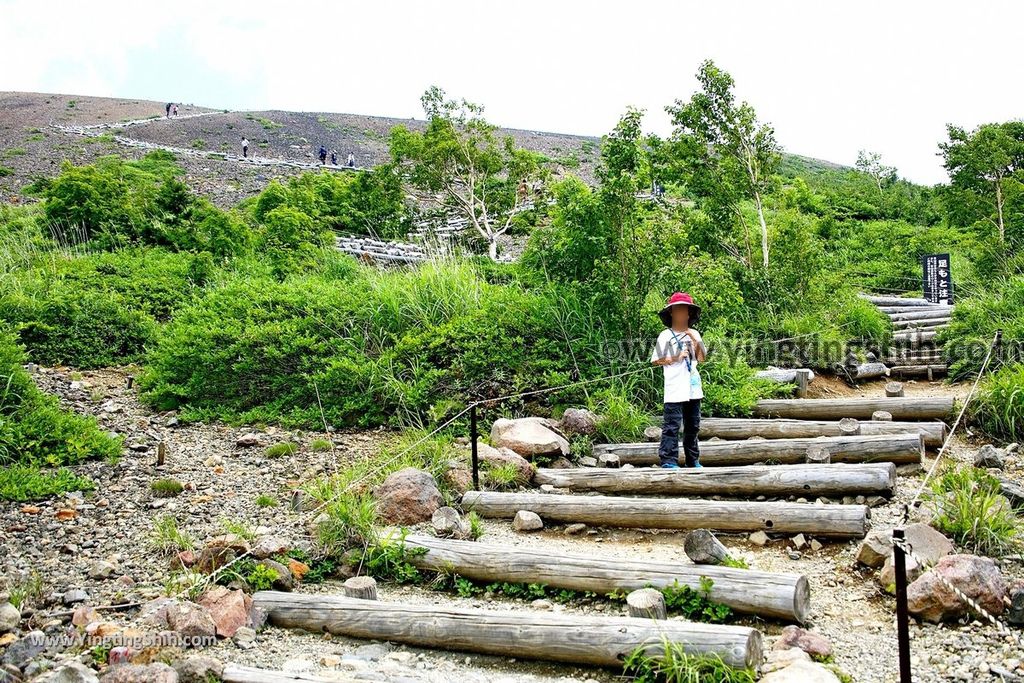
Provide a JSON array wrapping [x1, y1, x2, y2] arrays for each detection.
[[156, 442, 166, 467], [805, 445, 831, 464], [794, 369, 811, 398], [872, 411, 893, 422], [627, 588, 667, 620], [838, 418, 860, 436], [885, 382, 905, 398], [343, 576, 378, 600]]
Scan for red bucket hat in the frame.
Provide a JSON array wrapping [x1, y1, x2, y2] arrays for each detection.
[[658, 292, 701, 327]]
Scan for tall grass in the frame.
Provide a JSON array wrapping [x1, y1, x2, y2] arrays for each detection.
[[969, 363, 1024, 441], [928, 466, 1022, 556]]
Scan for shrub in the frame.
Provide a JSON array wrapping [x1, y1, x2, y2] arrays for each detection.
[[623, 639, 755, 683], [0, 329, 121, 481], [151, 478, 184, 498], [254, 494, 278, 508], [928, 466, 1021, 556], [0, 465, 95, 502], [150, 515, 194, 553], [310, 438, 333, 452], [591, 389, 649, 443], [265, 442, 298, 458], [970, 363, 1024, 440]]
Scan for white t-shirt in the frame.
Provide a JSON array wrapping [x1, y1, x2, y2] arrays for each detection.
[[650, 328, 706, 403]]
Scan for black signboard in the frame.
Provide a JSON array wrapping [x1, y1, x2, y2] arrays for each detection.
[[922, 253, 953, 304]]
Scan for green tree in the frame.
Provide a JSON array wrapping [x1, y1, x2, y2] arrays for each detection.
[[389, 86, 544, 260], [940, 122, 1024, 244], [855, 150, 898, 193], [664, 60, 781, 268]]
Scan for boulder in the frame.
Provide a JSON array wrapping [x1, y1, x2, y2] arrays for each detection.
[[558, 408, 599, 436], [195, 535, 251, 575], [165, 602, 217, 645], [512, 510, 544, 532], [760, 660, 840, 683], [763, 647, 811, 674], [442, 465, 474, 494], [0, 603, 19, 634], [251, 536, 290, 560], [907, 554, 1007, 622], [257, 559, 294, 591], [856, 530, 893, 568], [772, 625, 832, 659], [172, 655, 223, 683], [197, 587, 252, 639], [99, 664, 178, 683], [880, 552, 922, 592], [374, 468, 443, 525], [38, 662, 100, 683], [872, 523, 954, 586], [490, 418, 570, 458], [1, 630, 45, 669], [974, 444, 1006, 469], [477, 443, 535, 485]]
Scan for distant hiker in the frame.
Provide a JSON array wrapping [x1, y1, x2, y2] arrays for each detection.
[[330, 150, 338, 165], [319, 146, 328, 165], [172, 104, 179, 117], [346, 152, 355, 168], [165, 102, 172, 118], [650, 292, 707, 469], [241, 137, 249, 159]]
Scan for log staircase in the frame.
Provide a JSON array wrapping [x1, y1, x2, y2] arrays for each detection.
[[860, 294, 954, 379]]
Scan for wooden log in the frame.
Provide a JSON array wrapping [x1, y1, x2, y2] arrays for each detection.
[[862, 295, 932, 307], [683, 529, 731, 565], [592, 433, 923, 466], [887, 309, 953, 322], [885, 382, 905, 398], [853, 362, 889, 380], [627, 588, 667, 620], [222, 665, 345, 683], [253, 591, 764, 669], [891, 317, 953, 330], [878, 305, 951, 314], [794, 369, 811, 398], [534, 463, 895, 497], [838, 418, 860, 436], [401, 534, 810, 622], [889, 365, 948, 378], [892, 330, 938, 345], [597, 453, 620, 468], [343, 576, 378, 600], [657, 417, 945, 447], [461, 491, 870, 538], [753, 396, 953, 420], [805, 446, 831, 464]]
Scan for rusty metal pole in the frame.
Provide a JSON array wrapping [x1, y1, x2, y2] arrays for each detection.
[[893, 527, 913, 683]]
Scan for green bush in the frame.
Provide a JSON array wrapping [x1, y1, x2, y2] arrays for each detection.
[[970, 363, 1024, 440], [928, 466, 1021, 556], [941, 276, 1024, 379], [0, 329, 119, 500]]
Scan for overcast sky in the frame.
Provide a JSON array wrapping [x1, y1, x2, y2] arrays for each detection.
[[2, 0, 1022, 184]]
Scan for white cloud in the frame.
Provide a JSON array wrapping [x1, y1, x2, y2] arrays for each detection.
[[2, 0, 1023, 183]]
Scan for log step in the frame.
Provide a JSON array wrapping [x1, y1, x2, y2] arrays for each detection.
[[593, 433, 923, 466], [222, 665, 356, 683], [889, 364, 949, 378], [892, 330, 938, 344], [887, 309, 953, 322], [879, 305, 952, 314], [891, 317, 952, 329], [753, 396, 953, 420], [253, 591, 764, 669], [534, 463, 897, 498], [462, 491, 870, 538], [861, 295, 933, 307], [670, 417, 946, 448], [402, 534, 810, 623]]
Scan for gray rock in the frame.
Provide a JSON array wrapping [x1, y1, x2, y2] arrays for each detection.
[[748, 531, 769, 546], [772, 625, 832, 658], [974, 444, 1006, 469], [1009, 588, 1024, 626], [62, 589, 89, 606], [760, 660, 840, 682], [258, 559, 293, 591], [558, 408, 599, 436], [172, 655, 223, 683], [0, 603, 20, 634], [88, 561, 116, 580], [38, 662, 100, 683], [2, 631, 45, 669], [233, 626, 257, 649], [564, 523, 587, 535], [512, 510, 543, 532], [251, 535, 290, 560], [490, 417, 570, 458], [350, 643, 390, 662], [99, 663, 178, 683], [235, 433, 261, 447], [373, 468, 443, 525]]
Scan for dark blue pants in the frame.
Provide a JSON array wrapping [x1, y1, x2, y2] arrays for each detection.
[[659, 399, 701, 466]]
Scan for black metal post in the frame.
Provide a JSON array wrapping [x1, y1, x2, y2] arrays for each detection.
[[470, 404, 479, 491], [893, 528, 913, 683]]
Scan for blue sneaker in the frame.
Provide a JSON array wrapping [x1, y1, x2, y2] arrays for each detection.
[[692, 461, 703, 469], [660, 462, 680, 469]]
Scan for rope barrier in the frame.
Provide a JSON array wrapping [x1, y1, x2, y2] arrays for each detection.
[[905, 330, 1001, 519]]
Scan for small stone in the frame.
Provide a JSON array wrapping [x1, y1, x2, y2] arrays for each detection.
[[512, 510, 543, 532], [88, 561, 116, 580], [236, 432, 261, 447], [233, 626, 256, 649], [319, 655, 341, 668], [62, 589, 90, 606], [748, 531, 769, 546], [974, 444, 1005, 469], [71, 605, 100, 627], [172, 655, 224, 683], [787, 550, 801, 560], [578, 456, 598, 467], [0, 604, 19, 634], [531, 599, 553, 610], [564, 523, 587, 535], [99, 663, 177, 683], [773, 625, 832, 658], [809, 539, 823, 552], [38, 661, 99, 683], [764, 647, 811, 673], [791, 534, 807, 550], [760, 660, 840, 682]]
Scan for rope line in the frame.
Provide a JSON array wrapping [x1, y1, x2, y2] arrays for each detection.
[[906, 330, 1001, 517]]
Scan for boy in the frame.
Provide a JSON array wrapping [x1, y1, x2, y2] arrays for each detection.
[[650, 292, 706, 468]]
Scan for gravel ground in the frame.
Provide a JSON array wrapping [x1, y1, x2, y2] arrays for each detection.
[[1, 368, 1021, 682]]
